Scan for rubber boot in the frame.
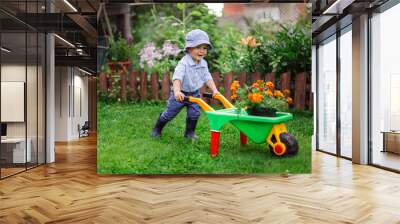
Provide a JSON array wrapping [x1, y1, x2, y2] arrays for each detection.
[[151, 115, 168, 138], [184, 118, 198, 139]]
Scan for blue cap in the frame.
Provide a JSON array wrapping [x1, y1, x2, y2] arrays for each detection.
[[184, 29, 213, 52]]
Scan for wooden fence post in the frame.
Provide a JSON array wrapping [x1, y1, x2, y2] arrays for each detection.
[[107, 73, 113, 93], [99, 72, 108, 92], [140, 71, 147, 101], [129, 71, 138, 100], [120, 72, 127, 102], [280, 72, 291, 92], [265, 72, 275, 91], [251, 72, 262, 83], [161, 72, 170, 100], [294, 72, 306, 109], [223, 72, 233, 101], [265, 72, 275, 83], [151, 73, 159, 100], [237, 72, 246, 87]]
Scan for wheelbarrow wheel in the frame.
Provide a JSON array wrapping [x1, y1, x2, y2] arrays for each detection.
[[280, 132, 298, 155], [268, 133, 298, 156]]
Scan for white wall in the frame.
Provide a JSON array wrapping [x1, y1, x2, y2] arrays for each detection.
[[55, 66, 69, 141], [46, 32, 55, 163], [55, 67, 89, 141], [1, 63, 45, 164], [72, 72, 89, 138], [1, 65, 26, 143], [1, 65, 39, 137]]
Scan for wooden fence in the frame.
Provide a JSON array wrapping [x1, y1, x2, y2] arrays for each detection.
[[98, 71, 313, 111]]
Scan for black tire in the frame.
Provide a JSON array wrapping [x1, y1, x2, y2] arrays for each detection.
[[280, 132, 298, 156]]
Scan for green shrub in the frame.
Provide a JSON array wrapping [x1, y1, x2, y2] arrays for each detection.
[[107, 37, 132, 62]]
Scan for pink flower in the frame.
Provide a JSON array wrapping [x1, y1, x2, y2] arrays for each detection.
[[138, 41, 180, 69], [139, 42, 160, 69], [162, 41, 180, 57]]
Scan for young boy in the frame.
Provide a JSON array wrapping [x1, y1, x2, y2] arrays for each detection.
[[151, 29, 219, 139]]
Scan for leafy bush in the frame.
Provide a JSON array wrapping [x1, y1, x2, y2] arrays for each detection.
[[269, 20, 311, 74], [107, 37, 131, 62], [238, 36, 263, 73], [215, 24, 244, 74]]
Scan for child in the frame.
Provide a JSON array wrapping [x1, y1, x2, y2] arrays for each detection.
[[151, 29, 220, 139]]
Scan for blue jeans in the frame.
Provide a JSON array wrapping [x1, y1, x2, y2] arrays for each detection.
[[160, 90, 201, 122]]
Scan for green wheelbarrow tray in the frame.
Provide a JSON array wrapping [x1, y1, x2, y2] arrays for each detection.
[[205, 108, 293, 144], [184, 93, 298, 157]]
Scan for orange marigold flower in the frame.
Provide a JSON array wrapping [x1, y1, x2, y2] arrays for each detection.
[[265, 81, 274, 89], [230, 81, 240, 91], [231, 94, 238, 100], [248, 93, 263, 103], [265, 90, 273, 97], [248, 93, 253, 101], [287, 97, 293, 105], [274, 90, 284, 98], [283, 89, 290, 95], [251, 83, 260, 89]]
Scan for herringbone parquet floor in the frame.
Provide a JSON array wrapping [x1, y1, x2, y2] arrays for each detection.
[[1, 135, 400, 223]]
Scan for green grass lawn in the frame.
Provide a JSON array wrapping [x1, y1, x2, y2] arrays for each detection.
[[97, 101, 313, 174]]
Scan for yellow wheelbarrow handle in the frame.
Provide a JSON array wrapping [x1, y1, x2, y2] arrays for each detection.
[[213, 94, 235, 109], [201, 93, 235, 109], [184, 93, 235, 112], [184, 96, 216, 112]]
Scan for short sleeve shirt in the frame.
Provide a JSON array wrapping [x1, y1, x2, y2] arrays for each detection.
[[172, 54, 213, 92]]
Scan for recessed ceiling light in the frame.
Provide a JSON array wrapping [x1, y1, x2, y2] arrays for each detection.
[[1, 47, 11, 53], [78, 67, 92, 76], [54, 34, 75, 48], [63, 0, 78, 12], [322, 0, 355, 15]]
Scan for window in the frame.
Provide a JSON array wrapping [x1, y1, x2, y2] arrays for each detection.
[[371, 3, 400, 171], [339, 27, 352, 158], [0, 1, 46, 179], [317, 35, 337, 154]]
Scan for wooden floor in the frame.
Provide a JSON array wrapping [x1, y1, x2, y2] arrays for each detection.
[[373, 150, 400, 171], [1, 135, 400, 223], [1, 167, 26, 178]]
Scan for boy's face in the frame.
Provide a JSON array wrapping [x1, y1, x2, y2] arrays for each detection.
[[188, 44, 208, 63]]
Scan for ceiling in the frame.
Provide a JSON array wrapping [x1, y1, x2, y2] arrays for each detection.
[[0, 0, 99, 72], [312, 0, 389, 42]]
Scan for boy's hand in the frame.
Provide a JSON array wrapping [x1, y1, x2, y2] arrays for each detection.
[[212, 90, 221, 97], [175, 91, 185, 102]]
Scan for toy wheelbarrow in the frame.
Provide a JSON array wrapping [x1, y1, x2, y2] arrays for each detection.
[[183, 93, 298, 157]]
